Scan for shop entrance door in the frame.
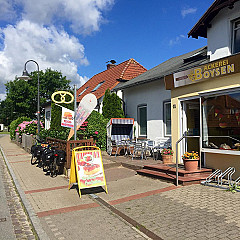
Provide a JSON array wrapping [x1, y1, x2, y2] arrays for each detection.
[[181, 98, 200, 160]]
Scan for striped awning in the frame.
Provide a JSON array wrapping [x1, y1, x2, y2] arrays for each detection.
[[111, 118, 134, 125]]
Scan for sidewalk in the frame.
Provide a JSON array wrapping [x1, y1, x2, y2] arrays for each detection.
[[1, 135, 240, 240]]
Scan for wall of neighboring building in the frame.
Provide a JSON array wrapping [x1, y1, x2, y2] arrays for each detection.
[[123, 79, 171, 141], [207, 1, 240, 61]]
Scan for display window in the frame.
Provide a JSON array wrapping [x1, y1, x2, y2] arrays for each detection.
[[202, 91, 240, 152]]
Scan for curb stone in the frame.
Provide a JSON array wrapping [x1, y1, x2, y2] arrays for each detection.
[[0, 145, 50, 240]]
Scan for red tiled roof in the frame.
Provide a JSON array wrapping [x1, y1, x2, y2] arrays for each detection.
[[77, 58, 147, 102]]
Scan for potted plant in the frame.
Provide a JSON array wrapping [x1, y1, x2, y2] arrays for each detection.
[[182, 151, 199, 171], [161, 148, 174, 164]]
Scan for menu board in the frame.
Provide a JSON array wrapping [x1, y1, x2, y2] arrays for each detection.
[[69, 146, 107, 197], [75, 150, 105, 189]]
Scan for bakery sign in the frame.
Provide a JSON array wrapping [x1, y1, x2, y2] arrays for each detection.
[[173, 54, 240, 88], [69, 146, 108, 197]]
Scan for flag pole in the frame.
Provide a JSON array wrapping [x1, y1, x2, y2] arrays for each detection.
[[74, 85, 77, 141]]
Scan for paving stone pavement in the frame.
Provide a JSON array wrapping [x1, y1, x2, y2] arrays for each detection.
[[2, 134, 240, 240], [115, 184, 240, 240], [0, 149, 36, 240]]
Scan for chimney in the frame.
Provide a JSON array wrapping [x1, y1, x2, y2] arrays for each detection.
[[106, 60, 116, 70]]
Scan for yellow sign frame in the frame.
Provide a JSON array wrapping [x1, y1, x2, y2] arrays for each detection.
[[69, 146, 108, 198], [51, 91, 74, 104]]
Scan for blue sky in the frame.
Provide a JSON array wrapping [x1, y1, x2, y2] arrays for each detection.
[[0, 0, 214, 100]]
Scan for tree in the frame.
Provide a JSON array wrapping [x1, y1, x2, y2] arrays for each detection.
[[0, 69, 71, 124], [102, 89, 125, 119]]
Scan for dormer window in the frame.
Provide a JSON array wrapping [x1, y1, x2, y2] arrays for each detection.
[[78, 87, 88, 96], [232, 18, 240, 54], [91, 81, 105, 92]]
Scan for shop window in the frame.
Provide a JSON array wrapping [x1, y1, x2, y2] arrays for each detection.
[[164, 101, 171, 136], [232, 18, 240, 54], [138, 105, 147, 137], [202, 92, 240, 151]]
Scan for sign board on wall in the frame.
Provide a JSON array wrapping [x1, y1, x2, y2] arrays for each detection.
[[69, 146, 108, 197], [164, 53, 240, 90]]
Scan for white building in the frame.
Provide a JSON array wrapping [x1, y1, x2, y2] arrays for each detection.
[[114, 47, 208, 145]]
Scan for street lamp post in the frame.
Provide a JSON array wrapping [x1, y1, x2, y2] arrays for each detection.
[[19, 60, 40, 139]]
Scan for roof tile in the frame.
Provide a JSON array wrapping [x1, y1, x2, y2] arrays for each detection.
[[77, 59, 147, 102]]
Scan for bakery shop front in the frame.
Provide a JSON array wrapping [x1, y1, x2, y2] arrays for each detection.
[[165, 53, 240, 176]]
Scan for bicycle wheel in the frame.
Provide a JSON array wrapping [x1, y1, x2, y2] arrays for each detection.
[[31, 154, 37, 165], [50, 158, 58, 177]]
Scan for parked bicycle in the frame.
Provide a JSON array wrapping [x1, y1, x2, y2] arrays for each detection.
[[40, 143, 66, 177], [30, 139, 48, 166]]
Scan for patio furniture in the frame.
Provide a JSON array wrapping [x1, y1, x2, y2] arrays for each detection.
[[106, 118, 134, 155], [132, 141, 147, 160], [153, 138, 172, 160], [146, 140, 155, 157]]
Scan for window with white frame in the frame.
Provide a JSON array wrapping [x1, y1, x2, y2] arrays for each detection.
[[164, 101, 171, 136], [138, 105, 147, 137], [232, 18, 240, 54]]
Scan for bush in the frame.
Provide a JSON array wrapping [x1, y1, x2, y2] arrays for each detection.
[[20, 121, 44, 136], [39, 128, 70, 141], [9, 117, 31, 140], [40, 111, 108, 150], [77, 111, 108, 150], [102, 89, 124, 119]]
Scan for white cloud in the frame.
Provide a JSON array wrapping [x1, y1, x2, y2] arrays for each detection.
[[18, 0, 114, 34], [0, 0, 17, 21], [0, 93, 6, 101], [0, 0, 115, 99], [0, 20, 89, 96], [181, 7, 197, 18], [168, 34, 186, 46]]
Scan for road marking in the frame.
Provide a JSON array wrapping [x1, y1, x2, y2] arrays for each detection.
[[109, 185, 181, 205], [25, 185, 68, 194], [9, 160, 29, 163], [37, 203, 99, 217]]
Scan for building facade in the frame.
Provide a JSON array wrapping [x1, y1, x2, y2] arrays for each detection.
[[165, 0, 240, 176]]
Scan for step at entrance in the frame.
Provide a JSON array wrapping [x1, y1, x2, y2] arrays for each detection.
[[137, 164, 213, 186]]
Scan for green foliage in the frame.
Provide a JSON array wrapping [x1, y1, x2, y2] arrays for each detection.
[[9, 116, 31, 140], [50, 92, 74, 130], [102, 89, 124, 119], [40, 111, 108, 150], [0, 69, 71, 125], [20, 121, 44, 136], [39, 128, 70, 141], [77, 111, 108, 150], [227, 184, 240, 193]]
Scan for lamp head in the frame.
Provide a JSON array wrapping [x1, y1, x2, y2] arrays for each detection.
[[18, 70, 31, 80]]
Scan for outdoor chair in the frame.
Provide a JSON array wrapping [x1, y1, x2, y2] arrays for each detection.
[[115, 139, 127, 157], [146, 140, 155, 157], [132, 141, 147, 160]]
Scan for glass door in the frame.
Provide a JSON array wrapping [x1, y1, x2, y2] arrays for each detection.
[[181, 98, 200, 158]]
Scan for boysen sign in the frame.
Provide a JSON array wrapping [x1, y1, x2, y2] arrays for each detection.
[[163, 53, 240, 89]]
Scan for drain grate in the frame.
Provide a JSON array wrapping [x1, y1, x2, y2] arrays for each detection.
[[0, 218, 7, 222]]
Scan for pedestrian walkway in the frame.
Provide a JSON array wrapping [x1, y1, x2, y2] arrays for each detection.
[[1, 134, 240, 240], [0, 136, 36, 240]]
